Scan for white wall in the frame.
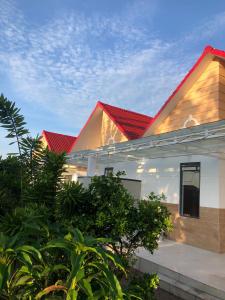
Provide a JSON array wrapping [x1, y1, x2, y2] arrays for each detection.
[[219, 159, 225, 208], [98, 155, 221, 208]]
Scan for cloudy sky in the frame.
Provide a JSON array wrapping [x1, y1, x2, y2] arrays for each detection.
[[1, 0, 225, 154]]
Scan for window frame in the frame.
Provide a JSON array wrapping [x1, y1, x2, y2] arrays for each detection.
[[104, 167, 114, 176], [179, 162, 201, 219]]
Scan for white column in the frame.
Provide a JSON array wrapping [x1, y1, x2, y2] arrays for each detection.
[[72, 173, 78, 182], [87, 156, 97, 176]]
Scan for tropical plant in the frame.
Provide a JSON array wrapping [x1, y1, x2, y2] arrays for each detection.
[[125, 273, 159, 300], [0, 232, 43, 299], [24, 149, 66, 208], [0, 94, 29, 157], [0, 156, 21, 214], [0, 230, 132, 300], [0, 94, 47, 207]]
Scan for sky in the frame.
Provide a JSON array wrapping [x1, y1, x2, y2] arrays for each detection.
[[1, 0, 225, 155]]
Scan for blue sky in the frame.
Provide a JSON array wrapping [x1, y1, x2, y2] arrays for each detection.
[[1, 0, 225, 154]]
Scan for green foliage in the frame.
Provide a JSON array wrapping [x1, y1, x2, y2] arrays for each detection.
[[0, 94, 173, 299], [0, 156, 21, 214], [0, 230, 129, 300], [55, 181, 90, 224], [126, 273, 159, 300], [24, 149, 66, 208], [0, 204, 50, 245], [0, 94, 29, 156], [56, 173, 172, 261], [125, 192, 172, 256], [0, 232, 44, 299], [20, 135, 44, 183]]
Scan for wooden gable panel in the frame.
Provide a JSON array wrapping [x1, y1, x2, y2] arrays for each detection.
[[73, 107, 103, 151], [219, 60, 225, 120], [101, 111, 127, 146], [153, 60, 220, 134]]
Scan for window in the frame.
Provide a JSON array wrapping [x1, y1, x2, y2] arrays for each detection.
[[180, 163, 200, 218], [104, 167, 114, 176]]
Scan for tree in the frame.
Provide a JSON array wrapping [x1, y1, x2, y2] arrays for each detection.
[[56, 173, 172, 262]]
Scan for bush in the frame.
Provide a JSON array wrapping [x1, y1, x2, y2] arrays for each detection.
[[0, 156, 21, 215], [56, 173, 172, 261]]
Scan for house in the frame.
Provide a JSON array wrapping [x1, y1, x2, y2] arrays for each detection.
[[41, 130, 86, 181], [70, 101, 152, 152], [68, 46, 225, 299]]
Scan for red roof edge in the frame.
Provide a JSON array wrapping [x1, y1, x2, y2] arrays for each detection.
[[98, 101, 152, 140], [42, 130, 76, 154], [143, 45, 225, 134], [98, 101, 132, 140], [42, 130, 53, 151]]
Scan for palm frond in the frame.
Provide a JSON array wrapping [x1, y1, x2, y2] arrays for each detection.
[[0, 94, 29, 156]]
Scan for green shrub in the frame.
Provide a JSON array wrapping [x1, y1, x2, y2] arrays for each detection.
[[0, 230, 130, 300]]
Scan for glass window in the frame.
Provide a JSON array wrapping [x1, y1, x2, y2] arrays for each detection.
[[104, 167, 113, 176], [180, 163, 200, 218]]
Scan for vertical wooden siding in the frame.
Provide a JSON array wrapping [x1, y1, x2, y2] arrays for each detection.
[[153, 59, 221, 134], [101, 111, 127, 146]]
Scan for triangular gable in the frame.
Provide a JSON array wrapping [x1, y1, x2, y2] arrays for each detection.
[[70, 101, 152, 152], [144, 46, 225, 136], [42, 130, 76, 154]]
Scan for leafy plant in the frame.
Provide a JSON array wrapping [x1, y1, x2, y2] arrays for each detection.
[[56, 173, 172, 262], [126, 273, 159, 300], [0, 232, 43, 299], [0, 230, 130, 300], [0, 156, 21, 214], [0, 94, 29, 156], [23, 149, 66, 208]]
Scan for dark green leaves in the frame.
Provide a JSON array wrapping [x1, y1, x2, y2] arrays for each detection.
[[0, 94, 29, 155]]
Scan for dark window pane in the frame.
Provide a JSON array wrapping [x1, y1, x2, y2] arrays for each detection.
[[180, 163, 200, 218], [104, 167, 113, 176]]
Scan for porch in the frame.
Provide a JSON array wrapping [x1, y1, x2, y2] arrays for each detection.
[[136, 239, 225, 299]]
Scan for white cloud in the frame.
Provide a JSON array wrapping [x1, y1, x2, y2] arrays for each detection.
[[1, 0, 224, 144]]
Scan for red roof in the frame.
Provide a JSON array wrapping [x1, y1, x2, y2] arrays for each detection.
[[144, 45, 225, 134], [98, 102, 152, 140], [42, 130, 76, 154]]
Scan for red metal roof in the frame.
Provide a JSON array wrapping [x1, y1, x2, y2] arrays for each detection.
[[144, 45, 225, 134], [98, 102, 152, 140], [42, 130, 76, 154]]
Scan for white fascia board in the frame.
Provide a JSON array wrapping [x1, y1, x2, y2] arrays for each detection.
[[67, 120, 225, 165]]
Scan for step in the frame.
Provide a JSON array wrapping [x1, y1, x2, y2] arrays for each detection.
[[135, 255, 225, 300]]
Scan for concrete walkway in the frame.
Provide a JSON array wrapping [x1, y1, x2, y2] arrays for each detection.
[[135, 240, 225, 299]]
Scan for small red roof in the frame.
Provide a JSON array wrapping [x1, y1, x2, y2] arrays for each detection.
[[42, 130, 76, 154], [98, 101, 153, 140]]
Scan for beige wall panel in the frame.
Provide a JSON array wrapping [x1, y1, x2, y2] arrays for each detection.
[[72, 108, 103, 151], [219, 61, 225, 120], [40, 136, 48, 149], [218, 83, 225, 94], [101, 111, 127, 146], [164, 203, 225, 253], [218, 75, 225, 86]]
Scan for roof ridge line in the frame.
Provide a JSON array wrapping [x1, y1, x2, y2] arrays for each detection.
[[98, 101, 152, 119]]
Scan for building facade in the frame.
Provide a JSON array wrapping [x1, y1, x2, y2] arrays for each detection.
[[69, 46, 225, 253]]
